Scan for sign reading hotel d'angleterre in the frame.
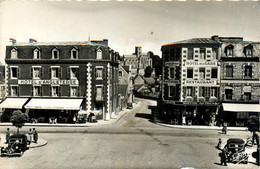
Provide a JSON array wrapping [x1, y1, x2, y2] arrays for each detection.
[[18, 80, 79, 85]]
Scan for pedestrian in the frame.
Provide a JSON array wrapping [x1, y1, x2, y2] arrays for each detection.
[[28, 128, 32, 143], [216, 138, 222, 150], [182, 116, 186, 125], [32, 128, 38, 144], [220, 147, 228, 166], [73, 115, 77, 124], [5, 128, 10, 144], [222, 122, 227, 134]]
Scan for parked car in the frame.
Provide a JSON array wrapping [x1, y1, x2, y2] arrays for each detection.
[[1, 134, 30, 157], [224, 138, 248, 164]]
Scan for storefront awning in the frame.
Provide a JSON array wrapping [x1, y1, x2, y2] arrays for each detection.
[[25, 98, 83, 110], [0, 98, 29, 109], [222, 103, 260, 113]]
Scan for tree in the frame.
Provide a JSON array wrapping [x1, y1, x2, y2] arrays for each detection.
[[10, 110, 28, 134], [144, 66, 153, 77], [247, 115, 259, 133]]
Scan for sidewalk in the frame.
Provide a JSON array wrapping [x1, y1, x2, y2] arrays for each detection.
[[157, 123, 248, 131], [0, 107, 131, 128]]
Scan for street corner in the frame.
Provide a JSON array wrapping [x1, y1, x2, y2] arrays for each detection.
[[29, 138, 48, 148]]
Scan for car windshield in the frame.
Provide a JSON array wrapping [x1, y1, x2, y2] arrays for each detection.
[[9, 139, 23, 143]]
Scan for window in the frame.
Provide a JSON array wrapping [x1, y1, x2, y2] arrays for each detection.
[[97, 49, 102, 59], [70, 86, 78, 97], [244, 66, 252, 78], [225, 45, 234, 57], [11, 48, 18, 59], [52, 48, 59, 59], [199, 87, 205, 97], [51, 67, 60, 79], [211, 68, 218, 79], [186, 87, 192, 97], [95, 85, 103, 101], [10, 67, 19, 79], [69, 67, 79, 79], [244, 92, 251, 101], [169, 67, 175, 79], [33, 86, 41, 96], [199, 68, 205, 79], [188, 48, 193, 60], [211, 87, 217, 97], [11, 86, 18, 96], [33, 49, 40, 59], [71, 48, 78, 59], [168, 86, 176, 98], [225, 89, 232, 100], [119, 71, 122, 78], [244, 45, 253, 57], [187, 69, 193, 78], [199, 48, 205, 60], [95, 67, 103, 80], [32, 67, 41, 79], [51, 86, 59, 97], [226, 66, 233, 78]]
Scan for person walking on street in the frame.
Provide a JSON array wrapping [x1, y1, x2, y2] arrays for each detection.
[[220, 147, 228, 166], [28, 128, 32, 143], [5, 128, 10, 144], [32, 128, 38, 144], [182, 116, 186, 126]]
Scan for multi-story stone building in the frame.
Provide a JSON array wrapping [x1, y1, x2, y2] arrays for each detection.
[[121, 46, 152, 77], [160, 37, 221, 125], [218, 36, 260, 126], [0, 39, 120, 123]]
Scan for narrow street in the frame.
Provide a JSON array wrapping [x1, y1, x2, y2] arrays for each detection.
[[0, 99, 257, 169]]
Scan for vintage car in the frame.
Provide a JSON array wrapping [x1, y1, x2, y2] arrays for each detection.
[[224, 138, 248, 164], [1, 134, 30, 157]]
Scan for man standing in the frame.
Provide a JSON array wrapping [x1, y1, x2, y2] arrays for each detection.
[[220, 147, 228, 166], [32, 128, 38, 144], [5, 128, 10, 144]]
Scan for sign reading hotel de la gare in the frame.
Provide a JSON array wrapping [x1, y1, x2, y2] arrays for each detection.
[[18, 80, 79, 85], [184, 61, 218, 66]]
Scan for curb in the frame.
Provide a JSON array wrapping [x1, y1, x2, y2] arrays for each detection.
[[157, 123, 248, 131], [29, 139, 48, 148]]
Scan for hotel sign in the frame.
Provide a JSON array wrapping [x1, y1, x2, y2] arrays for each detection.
[[18, 80, 79, 85], [184, 61, 217, 66]]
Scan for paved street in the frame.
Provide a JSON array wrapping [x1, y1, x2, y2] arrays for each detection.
[[0, 99, 258, 169]]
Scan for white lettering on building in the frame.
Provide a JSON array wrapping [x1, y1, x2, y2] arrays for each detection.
[[18, 80, 79, 85]]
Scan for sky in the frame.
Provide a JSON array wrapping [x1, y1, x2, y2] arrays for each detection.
[[0, 1, 260, 64]]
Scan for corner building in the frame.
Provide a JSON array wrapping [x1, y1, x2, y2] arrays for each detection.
[[160, 37, 221, 125], [219, 37, 260, 126], [1, 40, 119, 123]]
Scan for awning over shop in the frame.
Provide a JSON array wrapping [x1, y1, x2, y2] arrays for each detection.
[[222, 103, 260, 113], [0, 98, 29, 109], [25, 98, 83, 110], [78, 110, 102, 116]]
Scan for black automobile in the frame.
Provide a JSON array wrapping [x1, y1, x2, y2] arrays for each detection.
[[224, 138, 248, 164], [126, 103, 133, 109], [1, 134, 30, 157]]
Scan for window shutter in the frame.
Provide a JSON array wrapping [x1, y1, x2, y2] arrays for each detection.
[[41, 67, 44, 78], [95, 86, 97, 99], [49, 68, 51, 78], [50, 86, 52, 96], [58, 86, 61, 96], [183, 87, 186, 98], [40, 86, 43, 96], [17, 86, 20, 96], [31, 67, 33, 78], [76, 68, 79, 79], [94, 68, 96, 79], [59, 68, 62, 78], [102, 86, 105, 99], [68, 87, 71, 97], [78, 86, 80, 96], [67, 67, 70, 79], [31, 86, 33, 96], [8, 67, 10, 79], [192, 87, 196, 97], [103, 68, 106, 79], [18, 68, 20, 78]]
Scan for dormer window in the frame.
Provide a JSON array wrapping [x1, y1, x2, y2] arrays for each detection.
[[97, 48, 102, 59], [33, 48, 40, 59], [11, 48, 18, 59], [71, 48, 78, 59], [224, 45, 234, 57], [244, 44, 253, 57], [52, 48, 59, 59]]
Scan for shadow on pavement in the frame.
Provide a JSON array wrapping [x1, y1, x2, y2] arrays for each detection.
[[135, 113, 151, 119]]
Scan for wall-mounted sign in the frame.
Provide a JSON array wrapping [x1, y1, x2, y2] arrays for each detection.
[[18, 80, 79, 85], [184, 61, 217, 66], [184, 80, 217, 85]]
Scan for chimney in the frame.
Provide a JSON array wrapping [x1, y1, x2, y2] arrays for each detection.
[[211, 35, 219, 41], [103, 39, 108, 46], [9, 38, 16, 45], [29, 38, 37, 43]]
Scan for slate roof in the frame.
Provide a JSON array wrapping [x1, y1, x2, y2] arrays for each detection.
[[163, 38, 219, 46], [8, 41, 107, 46], [143, 78, 155, 85]]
